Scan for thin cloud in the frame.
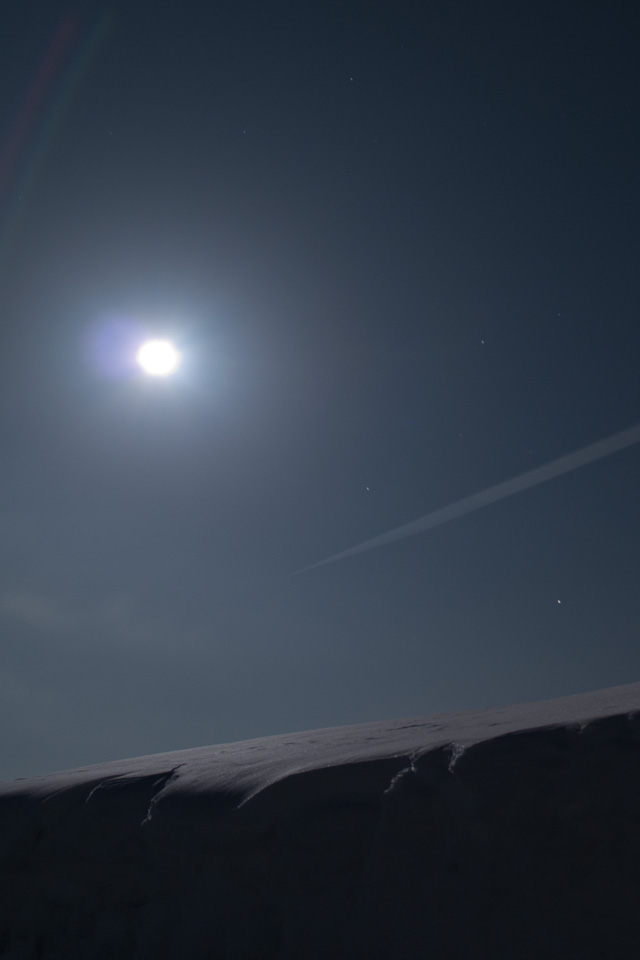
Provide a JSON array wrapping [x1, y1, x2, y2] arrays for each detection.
[[0, 591, 76, 632], [0, 588, 207, 657]]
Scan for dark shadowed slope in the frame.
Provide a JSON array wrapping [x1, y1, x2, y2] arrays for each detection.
[[2, 681, 640, 958]]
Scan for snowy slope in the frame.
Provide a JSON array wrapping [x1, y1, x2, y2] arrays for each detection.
[[1, 681, 640, 958]]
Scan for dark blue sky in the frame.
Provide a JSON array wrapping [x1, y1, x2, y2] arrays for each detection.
[[1, 0, 639, 780]]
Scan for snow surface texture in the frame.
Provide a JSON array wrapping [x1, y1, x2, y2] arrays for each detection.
[[1, 681, 640, 958]]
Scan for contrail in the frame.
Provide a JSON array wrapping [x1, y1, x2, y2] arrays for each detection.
[[292, 422, 640, 576]]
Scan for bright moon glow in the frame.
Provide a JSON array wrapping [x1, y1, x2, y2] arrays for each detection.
[[136, 340, 179, 376]]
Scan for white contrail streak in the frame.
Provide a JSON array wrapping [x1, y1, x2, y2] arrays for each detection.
[[292, 422, 640, 576]]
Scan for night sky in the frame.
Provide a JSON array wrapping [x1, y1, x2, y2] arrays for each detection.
[[1, 1, 639, 781]]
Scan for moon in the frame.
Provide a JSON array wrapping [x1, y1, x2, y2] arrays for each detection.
[[136, 339, 180, 376]]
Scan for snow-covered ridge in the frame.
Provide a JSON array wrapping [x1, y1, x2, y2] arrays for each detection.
[[1, 681, 639, 958]]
